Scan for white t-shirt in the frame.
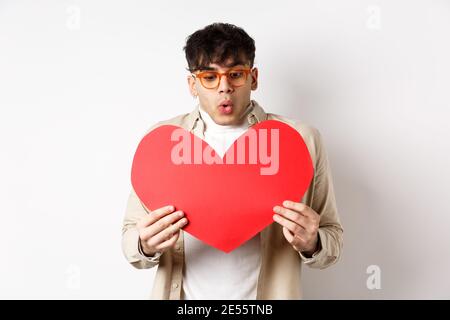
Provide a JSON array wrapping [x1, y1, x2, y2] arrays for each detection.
[[181, 105, 262, 300]]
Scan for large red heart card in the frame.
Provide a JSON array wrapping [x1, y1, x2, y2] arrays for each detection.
[[131, 120, 314, 253]]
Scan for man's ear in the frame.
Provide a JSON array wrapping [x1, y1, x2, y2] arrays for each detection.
[[250, 68, 258, 91], [187, 75, 198, 97]]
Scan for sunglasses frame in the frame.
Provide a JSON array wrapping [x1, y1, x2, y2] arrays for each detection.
[[191, 68, 254, 89]]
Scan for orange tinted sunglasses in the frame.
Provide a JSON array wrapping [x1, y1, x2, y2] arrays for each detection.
[[192, 68, 253, 89]]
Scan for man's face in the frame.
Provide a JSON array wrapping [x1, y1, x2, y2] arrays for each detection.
[[188, 60, 258, 126]]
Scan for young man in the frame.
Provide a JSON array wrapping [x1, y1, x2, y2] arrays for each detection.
[[122, 23, 343, 299]]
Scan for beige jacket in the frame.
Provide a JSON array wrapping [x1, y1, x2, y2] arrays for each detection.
[[122, 100, 343, 299]]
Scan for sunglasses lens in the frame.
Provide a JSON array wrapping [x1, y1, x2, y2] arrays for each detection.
[[200, 72, 219, 89], [228, 70, 247, 86]]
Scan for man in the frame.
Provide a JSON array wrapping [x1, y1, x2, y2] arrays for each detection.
[[122, 22, 343, 299]]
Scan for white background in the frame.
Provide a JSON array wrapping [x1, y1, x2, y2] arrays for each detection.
[[1, 0, 449, 299]]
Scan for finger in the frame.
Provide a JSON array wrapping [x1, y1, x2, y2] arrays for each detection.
[[141, 211, 184, 239], [282, 226, 295, 243], [283, 200, 320, 223], [137, 205, 175, 228], [275, 206, 317, 232], [148, 218, 186, 248], [273, 213, 305, 236], [293, 225, 314, 244], [282, 200, 311, 216], [273, 206, 306, 226], [148, 205, 177, 225], [275, 205, 318, 234], [148, 217, 188, 247], [154, 231, 180, 251], [282, 227, 306, 250]]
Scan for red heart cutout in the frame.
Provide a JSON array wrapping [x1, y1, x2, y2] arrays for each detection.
[[131, 120, 313, 253]]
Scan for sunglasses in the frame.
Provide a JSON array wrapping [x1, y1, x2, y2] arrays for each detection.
[[192, 68, 253, 89]]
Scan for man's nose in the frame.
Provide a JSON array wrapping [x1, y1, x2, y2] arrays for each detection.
[[218, 74, 233, 93]]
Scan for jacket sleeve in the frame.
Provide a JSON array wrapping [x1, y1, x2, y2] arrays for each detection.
[[298, 127, 344, 269], [121, 188, 161, 269]]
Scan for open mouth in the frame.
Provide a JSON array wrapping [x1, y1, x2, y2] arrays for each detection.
[[218, 100, 233, 115]]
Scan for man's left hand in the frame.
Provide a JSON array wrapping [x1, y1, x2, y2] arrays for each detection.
[[273, 200, 320, 256]]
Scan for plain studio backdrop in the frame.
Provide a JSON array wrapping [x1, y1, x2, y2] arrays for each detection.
[[1, 0, 449, 299]]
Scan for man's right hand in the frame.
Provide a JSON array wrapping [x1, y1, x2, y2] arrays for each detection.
[[137, 205, 188, 257]]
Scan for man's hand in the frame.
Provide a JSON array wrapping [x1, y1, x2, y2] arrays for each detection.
[[137, 205, 188, 257], [273, 200, 320, 256]]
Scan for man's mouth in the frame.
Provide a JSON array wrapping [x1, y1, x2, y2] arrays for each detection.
[[218, 100, 233, 115]]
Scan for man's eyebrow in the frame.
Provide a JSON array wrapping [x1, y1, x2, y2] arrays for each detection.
[[199, 61, 246, 71]]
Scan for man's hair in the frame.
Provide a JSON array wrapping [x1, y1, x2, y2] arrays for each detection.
[[183, 22, 256, 72]]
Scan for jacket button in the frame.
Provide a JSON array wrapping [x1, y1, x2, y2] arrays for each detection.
[[175, 245, 181, 251], [172, 283, 179, 289]]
